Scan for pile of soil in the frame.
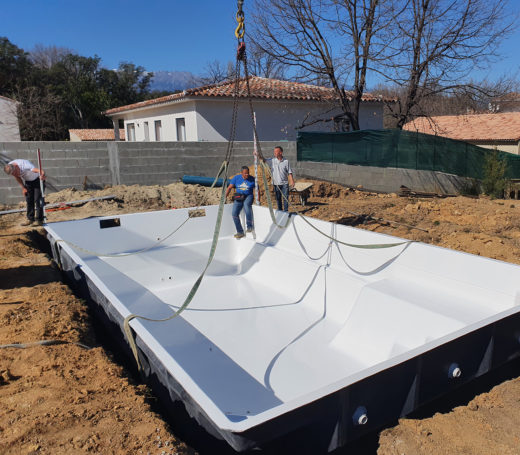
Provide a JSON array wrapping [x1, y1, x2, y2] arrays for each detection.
[[1, 179, 519, 454]]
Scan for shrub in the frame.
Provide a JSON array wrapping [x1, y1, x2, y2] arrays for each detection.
[[482, 151, 508, 199], [459, 178, 481, 196]]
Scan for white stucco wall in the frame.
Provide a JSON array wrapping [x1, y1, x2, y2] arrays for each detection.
[[118, 101, 198, 142], [0, 96, 20, 141], [194, 99, 385, 142], [469, 141, 520, 155], [110, 98, 385, 143]]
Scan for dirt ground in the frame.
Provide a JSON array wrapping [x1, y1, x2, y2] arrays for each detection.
[[1, 179, 519, 455]]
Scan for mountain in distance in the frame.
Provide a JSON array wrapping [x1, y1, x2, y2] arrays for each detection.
[[149, 70, 202, 92]]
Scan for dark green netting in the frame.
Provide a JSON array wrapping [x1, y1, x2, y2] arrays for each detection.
[[297, 130, 520, 179]]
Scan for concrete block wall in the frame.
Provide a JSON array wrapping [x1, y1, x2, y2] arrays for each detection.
[[0, 142, 113, 205], [0, 141, 296, 205], [0, 139, 469, 204], [116, 141, 295, 186]]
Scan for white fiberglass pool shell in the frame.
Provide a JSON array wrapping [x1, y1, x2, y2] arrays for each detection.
[[45, 204, 520, 451]]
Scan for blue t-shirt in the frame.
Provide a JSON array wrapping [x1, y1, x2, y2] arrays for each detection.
[[230, 174, 255, 195]]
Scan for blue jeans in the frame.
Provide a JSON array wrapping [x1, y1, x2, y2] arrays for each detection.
[[274, 184, 289, 211], [232, 194, 254, 233]]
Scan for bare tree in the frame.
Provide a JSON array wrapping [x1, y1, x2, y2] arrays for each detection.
[[14, 86, 65, 140], [198, 43, 286, 88], [246, 41, 287, 79], [374, 80, 502, 126], [29, 44, 74, 69], [488, 81, 520, 113], [250, 0, 395, 130], [199, 60, 235, 85], [382, 0, 516, 128]]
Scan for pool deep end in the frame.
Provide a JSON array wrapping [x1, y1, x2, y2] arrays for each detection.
[[46, 205, 520, 452]]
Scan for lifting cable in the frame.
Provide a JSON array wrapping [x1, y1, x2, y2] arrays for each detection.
[[233, 10, 416, 249], [257, 159, 412, 249], [53, 216, 190, 260], [52, 159, 229, 262], [234, 19, 294, 230], [241, 59, 410, 248], [74, 0, 410, 373], [123, 2, 249, 373], [0, 339, 91, 350], [124, 162, 229, 373]]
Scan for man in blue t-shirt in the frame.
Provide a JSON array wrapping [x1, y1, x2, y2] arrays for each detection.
[[225, 166, 255, 239]]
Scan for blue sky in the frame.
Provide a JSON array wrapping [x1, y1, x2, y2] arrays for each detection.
[[2, 0, 519, 84], [3, 0, 240, 74]]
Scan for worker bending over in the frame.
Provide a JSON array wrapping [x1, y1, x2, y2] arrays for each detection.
[[4, 159, 45, 226]]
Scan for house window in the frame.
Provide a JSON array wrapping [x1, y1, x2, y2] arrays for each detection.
[[154, 120, 162, 141], [176, 118, 186, 142], [127, 123, 136, 141], [144, 121, 150, 141]]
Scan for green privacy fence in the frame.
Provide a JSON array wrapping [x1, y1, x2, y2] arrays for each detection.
[[297, 130, 520, 179]]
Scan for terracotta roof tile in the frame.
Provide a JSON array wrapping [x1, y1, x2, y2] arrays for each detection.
[[104, 76, 392, 115], [403, 113, 520, 142], [69, 129, 125, 141]]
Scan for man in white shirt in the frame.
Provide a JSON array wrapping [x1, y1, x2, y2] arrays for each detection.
[[264, 146, 295, 212], [4, 159, 45, 226]]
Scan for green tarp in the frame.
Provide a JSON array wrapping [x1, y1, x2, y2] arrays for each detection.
[[297, 130, 520, 179]]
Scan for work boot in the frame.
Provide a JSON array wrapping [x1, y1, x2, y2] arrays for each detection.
[[35, 220, 44, 226], [246, 228, 254, 233], [234, 232, 245, 239], [20, 220, 34, 226]]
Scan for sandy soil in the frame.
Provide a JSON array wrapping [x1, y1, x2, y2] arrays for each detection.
[[1, 179, 519, 454]]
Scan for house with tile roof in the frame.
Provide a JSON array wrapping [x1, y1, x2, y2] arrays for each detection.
[[403, 112, 520, 155], [69, 129, 126, 142], [489, 93, 520, 113], [0, 95, 20, 141], [104, 76, 390, 142]]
